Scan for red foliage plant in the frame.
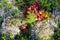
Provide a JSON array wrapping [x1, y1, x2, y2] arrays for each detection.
[[28, 2, 46, 22], [21, 24, 29, 34]]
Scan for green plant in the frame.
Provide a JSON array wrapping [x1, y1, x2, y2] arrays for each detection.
[[12, 19, 19, 26], [15, 0, 24, 9], [21, 37, 25, 40], [53, 30, 60, 40], [0, 3, 4, 8], [20, 34, 30, 40], [25, 11, 37, 27], [15, 0, 35, 9], [1, 34, 7, 40], [0, 0, 7, 8], [39, 0, 59, 12], [29, 0, 35, 4], [57, 22, 60, 28], [15, 0, 23, 6], [52, 0, 60, 6], [12, 9, 21, 17], [14, 32, 21, 40], [10, 33, 14, 40], [6, 3, 12, 10], [0, 16, 3, 27]]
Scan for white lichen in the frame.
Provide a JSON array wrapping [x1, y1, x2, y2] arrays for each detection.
[[0, 17, 26, 37], [34, 19, 54, 40]]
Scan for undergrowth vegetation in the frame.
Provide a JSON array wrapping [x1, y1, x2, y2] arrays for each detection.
[[0, 0, 60, 40]]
